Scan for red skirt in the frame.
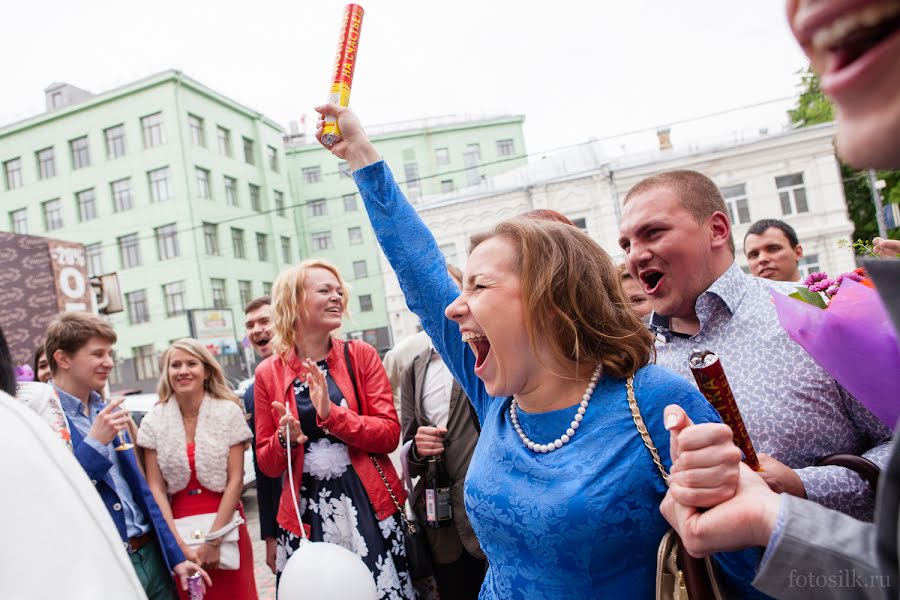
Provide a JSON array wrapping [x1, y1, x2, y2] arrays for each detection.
[[172, 443, 258, 600]]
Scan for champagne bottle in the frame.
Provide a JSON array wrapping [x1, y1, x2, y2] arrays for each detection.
[[424, 454, 452, 528]]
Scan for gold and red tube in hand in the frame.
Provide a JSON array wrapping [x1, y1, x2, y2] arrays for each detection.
[[321, 4, 365, 147], [688, 350, 762, 471]]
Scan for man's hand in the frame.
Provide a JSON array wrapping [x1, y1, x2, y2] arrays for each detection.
[[87, 396, 130, 446], [272, 401, 308, 445], [665, 405, 742, 508], [757, 453, 807, 498], [414, 426, 448, 458], [314, 104, 380, 170], [661, 462, 782, 558], [173, 560, 212, 592], [265, 537, 277, 574], [873, 236, 900, 257]]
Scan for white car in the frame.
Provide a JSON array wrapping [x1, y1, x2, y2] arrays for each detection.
[[121, 393, 256, 490]]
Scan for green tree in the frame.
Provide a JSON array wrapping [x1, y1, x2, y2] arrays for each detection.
[[788, 67, 899, 243]]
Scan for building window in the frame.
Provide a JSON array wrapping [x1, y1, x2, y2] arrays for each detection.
[[402, 148, 416, 162], [104, 125, 126, 159], [302, 166, 322, 183], [256, 232, 269, 261], [3, 158, 22, 190], [339, 162, 352, 178], [203, 222, 220, 255], [196, 168, 211, 200], [111, 178, 134, 212], [281, 236, 291, 263], [798, 254, 821, 279], [463, 143, 481, 186], [10, 208, 28, 234], [141, 113, 166, 148], [118, 233, 142, 268], [440, 180, 454, 193], [232, 228, 246, 259], [85, 243, 103, 277], [776, 173, 809, 215], [188, 114, 205, 147], [224, 176, 238, 206], [262, 281, 273, 295], [126, 290, 150, 324], [155, 223, 180, 260], [353, 259, 368, 279], [50, 91, 63, 108], [217, 126, 232, 157], [267, 146, 279, 172], [496, 139, 515, 157], [404, 163, 421, 199], [211, 278, 227, 308], [249, 184, 262, 212], [69, 137, 91, 170], [242, 137, 255, 164], [720, 184, 751, 225], [76, 188, 98, 222], [311, 231, 332, 250], [274, 190, 285, 217], [238, 280, 253, 307], [571, 217, 587, 231], [359, 294, 373, 312], [43, 199, 63, 231], [343, 193, 358, 212], [435, 147, 450, 165], [36, 148, 56, 179], [309, 199, 327, 217], [133, 344, 157, 380], [163, 281, 187, 317], [148, 167, 172, 202], [348, 226, 363, 245]]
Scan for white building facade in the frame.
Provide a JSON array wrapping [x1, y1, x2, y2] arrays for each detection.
[[382, 122, 856, 342]]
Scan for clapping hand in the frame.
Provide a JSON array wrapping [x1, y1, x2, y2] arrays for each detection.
[[272, 401, 308, 445], [304, 358, 331, 420]]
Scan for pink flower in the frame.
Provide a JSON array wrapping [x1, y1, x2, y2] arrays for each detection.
[[804, 271, 829, 287], [809, 278, 835, 293]]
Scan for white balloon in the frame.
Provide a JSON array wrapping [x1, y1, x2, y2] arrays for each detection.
[[278, 540, 378, 600]]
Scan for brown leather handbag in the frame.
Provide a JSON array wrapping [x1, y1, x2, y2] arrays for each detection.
[[625, 378, 726, 600]]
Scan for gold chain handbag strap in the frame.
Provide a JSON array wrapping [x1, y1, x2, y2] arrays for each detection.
[[626, 376, 669, 484], [370, 455, 418, 536]]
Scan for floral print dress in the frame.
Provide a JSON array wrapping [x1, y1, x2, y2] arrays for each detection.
[[275, 360, 415, 600]]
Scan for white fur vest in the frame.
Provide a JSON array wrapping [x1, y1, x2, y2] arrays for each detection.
[[137, 395, 251, 494]]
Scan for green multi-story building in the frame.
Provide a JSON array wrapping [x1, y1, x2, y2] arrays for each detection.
[[284, 114, 526, 349], [0, 71, 295, 389]]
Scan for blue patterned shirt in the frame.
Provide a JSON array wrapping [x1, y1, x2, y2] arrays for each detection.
[[55, 386, 150, 539], [650, 263, 892, 520]]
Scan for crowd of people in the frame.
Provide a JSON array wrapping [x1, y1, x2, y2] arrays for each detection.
[[2, 0, 900, 597]]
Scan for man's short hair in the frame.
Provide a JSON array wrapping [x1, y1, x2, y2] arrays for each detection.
[[624, 169, 735, 254], [44, 312, 117, 374], [244, 295, 271, 315], [743, 219, 800, 249]]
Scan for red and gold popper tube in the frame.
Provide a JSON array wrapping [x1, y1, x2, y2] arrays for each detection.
[[321, 4, 365, 147], [688, 350, 762, 471]]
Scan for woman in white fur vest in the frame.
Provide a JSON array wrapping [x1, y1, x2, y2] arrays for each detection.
[[138, 338, 258, 600]]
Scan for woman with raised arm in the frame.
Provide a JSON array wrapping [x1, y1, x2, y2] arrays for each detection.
[[313, 104, 765, 599], [138, 339, 257, 600], [254, 259, 415, 599]]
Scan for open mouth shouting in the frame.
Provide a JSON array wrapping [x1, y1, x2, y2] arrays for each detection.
[[638, 269, 664, 295], [796, 0, 900, 94], [461, 331, 492, 372], [253, 336, 271, 351]]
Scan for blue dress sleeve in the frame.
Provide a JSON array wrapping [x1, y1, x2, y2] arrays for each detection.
[[634, 366, 770, 599], [353, 161, 490, 422]]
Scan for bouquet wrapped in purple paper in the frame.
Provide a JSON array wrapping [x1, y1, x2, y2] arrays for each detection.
[[772, 277, 900, 430]]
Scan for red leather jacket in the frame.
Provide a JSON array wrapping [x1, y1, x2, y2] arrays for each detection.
[[254, 337, 405, 536]]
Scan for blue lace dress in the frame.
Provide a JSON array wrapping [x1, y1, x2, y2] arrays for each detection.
[[352, 160, 768, 599]]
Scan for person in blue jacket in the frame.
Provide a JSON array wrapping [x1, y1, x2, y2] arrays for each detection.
[[310, 104, 766, 599], [44, 312, 209, 599]]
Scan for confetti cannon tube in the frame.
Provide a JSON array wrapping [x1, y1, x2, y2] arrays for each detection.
[[688, 350, 762, 471], [321, 4, 365, 147]]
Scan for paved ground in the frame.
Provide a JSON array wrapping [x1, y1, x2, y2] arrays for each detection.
[[242, 487, 277, 600]]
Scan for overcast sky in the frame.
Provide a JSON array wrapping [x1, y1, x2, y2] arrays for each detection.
[[1, 0, 808, 157]]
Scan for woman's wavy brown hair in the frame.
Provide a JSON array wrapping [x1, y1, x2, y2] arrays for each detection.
[[271, 259, 349, 357], [469, 218, 654, 380]]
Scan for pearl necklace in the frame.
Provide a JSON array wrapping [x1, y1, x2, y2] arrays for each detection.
[[509, 364, 602, 453]]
